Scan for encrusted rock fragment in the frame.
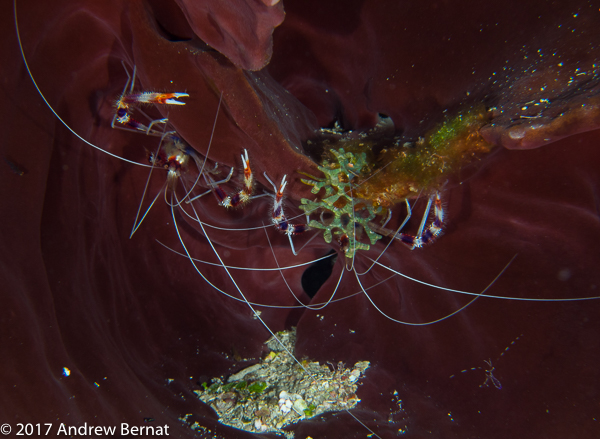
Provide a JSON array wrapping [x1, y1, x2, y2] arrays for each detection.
[[195, 328, 370, 437]]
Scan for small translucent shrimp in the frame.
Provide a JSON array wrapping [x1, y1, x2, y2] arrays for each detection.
[[16, 2, 600, 437]]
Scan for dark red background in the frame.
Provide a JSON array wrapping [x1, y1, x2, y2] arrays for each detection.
[[2, 0, 600, 438]]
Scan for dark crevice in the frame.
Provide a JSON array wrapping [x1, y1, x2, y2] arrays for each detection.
[[301, 250, 337, 298], [146, 0, 194, 42]]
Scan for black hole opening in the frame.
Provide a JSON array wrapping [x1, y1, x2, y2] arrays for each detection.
[[301, 250, 338, 298], [147, 0, 194, 42], [155, 18, 192, 42]]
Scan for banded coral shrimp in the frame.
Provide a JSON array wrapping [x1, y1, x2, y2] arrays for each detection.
[[165, 124, 600, 438], [9, 4, 477, 435], [11, 2, 393, 437], [8, 0, 274, 435], [8, 0, 600, 438]]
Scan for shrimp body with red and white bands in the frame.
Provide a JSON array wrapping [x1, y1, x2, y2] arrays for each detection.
[[263, 173, 309, 255], [397, 191, 445, 249], [208, 150, 255, 208]]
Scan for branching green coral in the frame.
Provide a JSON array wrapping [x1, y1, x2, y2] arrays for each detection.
[[299, 148, 382, 258]]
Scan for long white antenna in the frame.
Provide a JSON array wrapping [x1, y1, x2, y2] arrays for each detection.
[[14, 0, 152, 167]]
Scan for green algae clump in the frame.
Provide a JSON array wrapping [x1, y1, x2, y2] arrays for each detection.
[[298, 105, 496, 257], [299, 148, 383, 258]]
